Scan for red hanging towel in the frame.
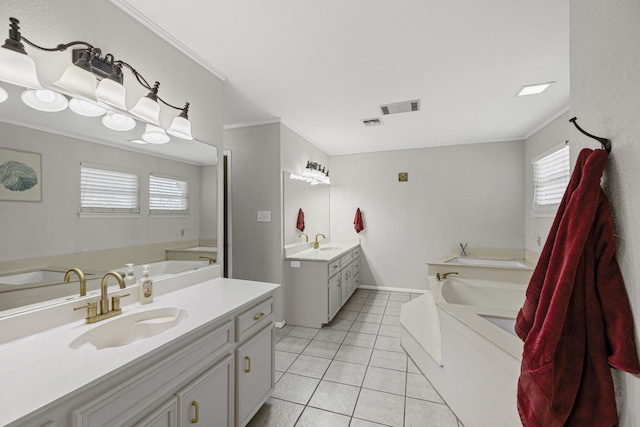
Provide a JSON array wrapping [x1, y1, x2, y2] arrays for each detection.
[[515, 148, 640, 426], [296, 208, 305, 232], [354, 208, 364, 233]]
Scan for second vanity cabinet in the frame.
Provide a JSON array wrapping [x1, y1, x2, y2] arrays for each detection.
[[285, 245, 361, 328]]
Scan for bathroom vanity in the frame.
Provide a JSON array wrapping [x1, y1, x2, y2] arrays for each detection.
[[0, 266, 278, 427], [284, 242, 360, 328]]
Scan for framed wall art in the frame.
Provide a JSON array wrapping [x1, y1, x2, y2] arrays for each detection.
[[0, 147, 42, 202]]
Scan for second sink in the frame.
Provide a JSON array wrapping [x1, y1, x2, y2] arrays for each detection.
[[69, 307, 188, 350]]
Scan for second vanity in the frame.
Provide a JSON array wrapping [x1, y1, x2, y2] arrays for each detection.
[[284, 241, 360, 328], [0, 265, 279, 427]]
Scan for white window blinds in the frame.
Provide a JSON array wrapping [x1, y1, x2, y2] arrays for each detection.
[[150, 175, 189, 214], [80, 165, 140, 214], [532, 145, 570, 214]]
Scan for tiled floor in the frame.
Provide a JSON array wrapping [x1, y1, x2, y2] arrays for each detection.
[[247, 289, 464, 427]]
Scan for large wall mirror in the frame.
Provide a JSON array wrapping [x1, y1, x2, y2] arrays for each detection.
[[283, 171, 330, 246], [0, 82, 218, 315]]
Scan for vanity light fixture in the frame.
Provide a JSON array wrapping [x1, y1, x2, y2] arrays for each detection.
[[102, 111, 136, 131], [0, 17, 196, 141], [514, 81, 555, 97], [298, 161, 331, 185], [20, 88, 68, 112], [142, 124, 170, 144]]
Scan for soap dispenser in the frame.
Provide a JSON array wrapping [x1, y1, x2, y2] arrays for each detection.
[[139, 265, 153, 304], [124, 263, 137, 286]]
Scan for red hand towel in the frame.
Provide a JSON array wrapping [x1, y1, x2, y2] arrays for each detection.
[[354, 208, 364, 233], [296, 208, 305, 232], [515, 148, 640, 427]]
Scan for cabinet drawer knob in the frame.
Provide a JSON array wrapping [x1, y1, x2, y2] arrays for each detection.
[[191, 400, 200, 423], [253, 312, 265, 321], [245, 356, 252, 373]]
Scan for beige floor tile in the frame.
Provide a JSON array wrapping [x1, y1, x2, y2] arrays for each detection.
[[276, 350, 299, 371], [315, 328, 348, 343], [247, 397, 304, 427], [308, 380, 360, 416], [406, 373, 444, 403], [302, 339, 341, 359], [362, 365, 407, 396], [353, 388, 405, 427], [276, 336, 312, 354], [334, 344, 373, 365], [288, 326, 320, 339], [287, 354, 331, 379], [343, 331, 377, 348], [405, 397, 458, 427], [271, 373, 320, 405], [294, 406, 350, 427], [369, 349, 407, 372], [378, 324, 402, 338], [323, 359, 367, 386], [349, 321, 380, 335], [374, 335, 404, 353]]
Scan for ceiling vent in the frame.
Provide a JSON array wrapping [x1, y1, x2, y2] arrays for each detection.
[[380, 99, 420, 116], [361, 118, 383, 127]]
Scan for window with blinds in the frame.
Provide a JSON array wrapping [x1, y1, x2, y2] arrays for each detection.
[[149, 174, 189, 214], [80, 165, 140, 214], [532, 145, 570, 215]]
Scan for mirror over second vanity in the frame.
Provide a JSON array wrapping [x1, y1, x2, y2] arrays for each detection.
[[0, 84, 219, 315], [282, 170, 330, 247]]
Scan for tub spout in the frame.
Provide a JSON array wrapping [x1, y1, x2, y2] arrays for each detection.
[[437, 272, 459, 281]]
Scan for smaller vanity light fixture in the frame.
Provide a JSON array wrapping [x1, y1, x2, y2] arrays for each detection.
[[0, 17, 197, 142], [299, 161, 330, 185], [514, 82, 555, 97]]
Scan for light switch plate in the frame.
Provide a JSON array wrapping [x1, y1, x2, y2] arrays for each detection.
[[257, 210, 271, 222]]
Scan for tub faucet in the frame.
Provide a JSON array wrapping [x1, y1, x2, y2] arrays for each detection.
[[64, 268, 86, 297], [436, 271, 459, 281], [299, 232, 309, 242], [314, 233, 326, 249], [199, 256, 217, 264]]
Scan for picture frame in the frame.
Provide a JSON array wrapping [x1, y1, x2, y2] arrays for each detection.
[[0, 147, 42, 202]]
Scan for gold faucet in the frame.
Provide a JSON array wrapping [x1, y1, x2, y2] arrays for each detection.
[[314, 233, 326, 249], [199, 256, 216, 264], [299, 233, 309, 242], [64, 268, 86, 297], [74, 271, 129, 324], [436, 271, 459, 281]]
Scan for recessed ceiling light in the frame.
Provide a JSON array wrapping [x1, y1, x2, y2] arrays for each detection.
[[514, 82, 555, 97]]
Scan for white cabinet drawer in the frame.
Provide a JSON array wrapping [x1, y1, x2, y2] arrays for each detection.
[[328, 259, 341, 276], [340, 252, 353, 266], [236, 298, 274, 342]]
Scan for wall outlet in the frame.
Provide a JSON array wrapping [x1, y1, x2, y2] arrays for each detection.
[[257, 211, 271, 222], [180, 228, 185, 236], [291, 261, 301, 268], [537, 235, 541, 246], [338, 224, 343, 233]]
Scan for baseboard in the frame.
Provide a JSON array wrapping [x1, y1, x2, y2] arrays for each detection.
[[275, 321, 287, 329], [358, 285, 427, 294]]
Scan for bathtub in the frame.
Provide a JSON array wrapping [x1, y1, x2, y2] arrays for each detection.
[[400, 276, 526, 427], [444, 256, 528, 268], [116, 260, 211, 280]]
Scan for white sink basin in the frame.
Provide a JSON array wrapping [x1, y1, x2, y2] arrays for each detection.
[[0, 270, 68, 286], [69, 307, 188, 350]]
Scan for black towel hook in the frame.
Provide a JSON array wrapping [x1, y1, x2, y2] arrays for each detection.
[[569, 117, 611, 153]]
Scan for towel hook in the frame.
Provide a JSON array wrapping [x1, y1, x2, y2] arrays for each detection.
[[569, 117, 611, 153]]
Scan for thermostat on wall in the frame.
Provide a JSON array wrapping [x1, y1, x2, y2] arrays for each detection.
[[398, 172, 408, 182]]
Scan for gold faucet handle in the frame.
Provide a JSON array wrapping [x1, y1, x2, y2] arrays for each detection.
[[198, 256, 216, 264], [111, 293, 131, 311], [74, 302, 98, 320]]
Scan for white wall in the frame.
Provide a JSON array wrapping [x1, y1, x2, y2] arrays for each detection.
[[330, 140, 525, 290], [570, 1, 640, 424], [524, 111, 572, 254], [224, 123, 282, 283]]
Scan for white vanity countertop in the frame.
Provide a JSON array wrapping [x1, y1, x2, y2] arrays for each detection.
[[285, 241, 360, 262], [0, 277, 280, 426]]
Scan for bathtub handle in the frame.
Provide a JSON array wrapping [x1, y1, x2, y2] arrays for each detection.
[[440, 272, 459, 280]]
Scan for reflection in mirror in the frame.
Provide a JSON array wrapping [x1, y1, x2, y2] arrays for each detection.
[[283, 171, 330, 246], [0, 83, 218, 316]]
